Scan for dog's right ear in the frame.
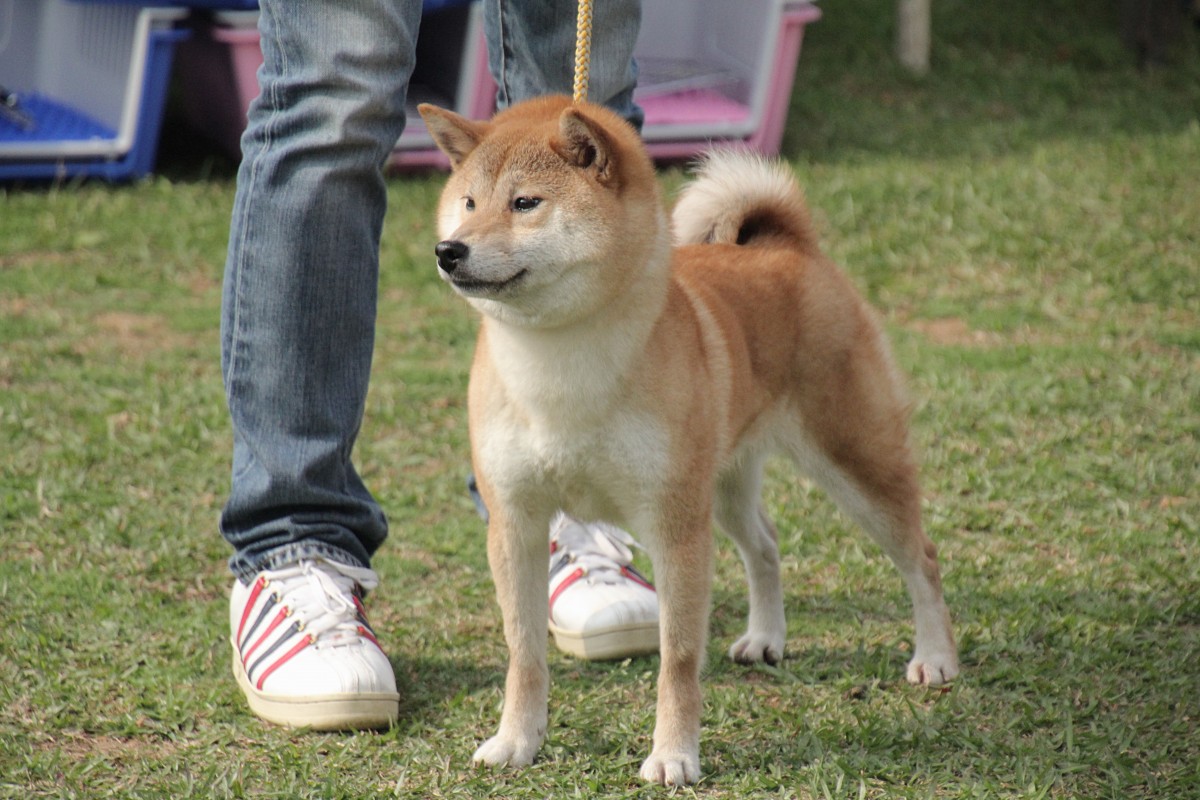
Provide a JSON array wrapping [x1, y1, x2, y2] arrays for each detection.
[[418, 104, 488, 169]]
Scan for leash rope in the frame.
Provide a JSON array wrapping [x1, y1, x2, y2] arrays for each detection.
[[572, 0, 594, 103]]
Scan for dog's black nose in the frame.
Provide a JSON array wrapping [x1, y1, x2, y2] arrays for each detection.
[[435, 240, 469, 273]]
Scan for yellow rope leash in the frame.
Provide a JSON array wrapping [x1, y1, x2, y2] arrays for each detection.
[[572, 0, 594, 103]]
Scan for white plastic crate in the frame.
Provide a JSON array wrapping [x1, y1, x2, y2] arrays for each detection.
[[0, 0, 186, 178], [634, 0, 821, 156]]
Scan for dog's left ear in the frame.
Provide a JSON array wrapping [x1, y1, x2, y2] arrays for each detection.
[[418, 103, 488, 169], [554, 107, 618, 185]]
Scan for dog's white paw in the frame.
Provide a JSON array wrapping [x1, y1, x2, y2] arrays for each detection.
[[639, 749, 700, 786], [906, 650, 960, 686], [728, 631, 785, 665], [472, 734, 540, 770]]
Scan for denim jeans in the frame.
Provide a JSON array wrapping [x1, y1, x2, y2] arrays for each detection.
[[484, 0, 642, 128], [220, 0, 643, 581]]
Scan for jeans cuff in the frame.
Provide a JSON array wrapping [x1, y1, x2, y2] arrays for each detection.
[[228, 541, 371, 585]]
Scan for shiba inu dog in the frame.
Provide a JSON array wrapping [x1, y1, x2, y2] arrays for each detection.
[[418, 95, 958, 786]]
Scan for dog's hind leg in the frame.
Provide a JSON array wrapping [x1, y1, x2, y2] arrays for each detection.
[[637, 501, 713, 786], [789, 431, 959, 686], [715, 454, 787, 665]]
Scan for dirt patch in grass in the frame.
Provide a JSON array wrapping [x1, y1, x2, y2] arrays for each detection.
[[38, 732, 178, 763], [903, 316, 1016, 348], [76, 311, 199, 359], [0, 251, 81, 271]]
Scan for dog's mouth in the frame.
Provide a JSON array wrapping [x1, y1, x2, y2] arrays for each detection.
[[448, 269, 529, 296]]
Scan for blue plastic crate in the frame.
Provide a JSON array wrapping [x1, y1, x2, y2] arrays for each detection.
[[0, 3, 188, 181], [63, 0, 467, 9]]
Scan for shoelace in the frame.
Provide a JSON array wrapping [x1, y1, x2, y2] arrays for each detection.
[[266, 560, 377, 647], [549, 516, 647, 587]]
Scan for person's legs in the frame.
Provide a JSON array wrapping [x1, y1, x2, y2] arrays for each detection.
[[484, 0, 644, 129], [220, 0, 422, 728], [221, 0, 421, 582]]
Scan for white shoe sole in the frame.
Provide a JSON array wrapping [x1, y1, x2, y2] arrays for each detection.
[[231, 648, 399, 731], [550, 621, 659, 661]]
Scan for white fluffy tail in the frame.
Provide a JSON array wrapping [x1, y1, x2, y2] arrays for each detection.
[[671, 149, 816, 252]]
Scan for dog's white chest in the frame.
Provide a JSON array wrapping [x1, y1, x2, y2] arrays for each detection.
[[472, 300, 675, 519], [478, 396, 670, 517]]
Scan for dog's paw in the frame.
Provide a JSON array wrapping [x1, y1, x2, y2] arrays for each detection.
[[906, 649, 960, 686], [639, 750, 700, 786], [472, 734, 540, 769], [728, 631, 785, 665]]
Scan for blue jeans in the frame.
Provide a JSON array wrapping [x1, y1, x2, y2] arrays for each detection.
[[220, 0, 642, 581]]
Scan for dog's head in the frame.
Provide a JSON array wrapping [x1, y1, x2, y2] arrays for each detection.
[[418, 96, 668, 329]]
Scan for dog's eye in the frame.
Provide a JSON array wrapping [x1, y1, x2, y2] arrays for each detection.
[[512, 196, 542, 212], [464, 197, 475, 211]]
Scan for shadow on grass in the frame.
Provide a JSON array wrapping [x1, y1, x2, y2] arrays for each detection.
[[696, 577, 1199, 792], [390, 653, 501, 725]]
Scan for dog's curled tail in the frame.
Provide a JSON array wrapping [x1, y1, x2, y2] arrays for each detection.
[[671, 149, 817, 253]]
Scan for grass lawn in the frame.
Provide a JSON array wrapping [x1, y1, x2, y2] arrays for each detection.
[[1, 0, 1197, 797]]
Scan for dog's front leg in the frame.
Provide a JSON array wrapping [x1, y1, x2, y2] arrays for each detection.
[[639, 510, 714, 786], [473, 507, 551, 770]]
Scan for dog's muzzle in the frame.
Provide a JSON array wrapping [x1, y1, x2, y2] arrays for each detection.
[[436, 240, 468, 273]]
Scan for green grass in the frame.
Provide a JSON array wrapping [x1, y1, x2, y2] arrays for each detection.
[[2, 0, 1198, 796]]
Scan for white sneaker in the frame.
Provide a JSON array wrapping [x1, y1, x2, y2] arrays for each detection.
[[229, 559, 399, 730], [548, 514, 660, 660]]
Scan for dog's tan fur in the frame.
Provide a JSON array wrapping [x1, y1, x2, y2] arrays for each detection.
[[418, 95, 958, 786]]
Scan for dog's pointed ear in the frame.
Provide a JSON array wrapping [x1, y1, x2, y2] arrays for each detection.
[[553, 107, 617, 185], [418, 103, 488, 169]]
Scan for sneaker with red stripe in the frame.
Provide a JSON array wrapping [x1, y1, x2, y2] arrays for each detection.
[[548, 514, 659, 660], [229, 559, 399, 730]]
